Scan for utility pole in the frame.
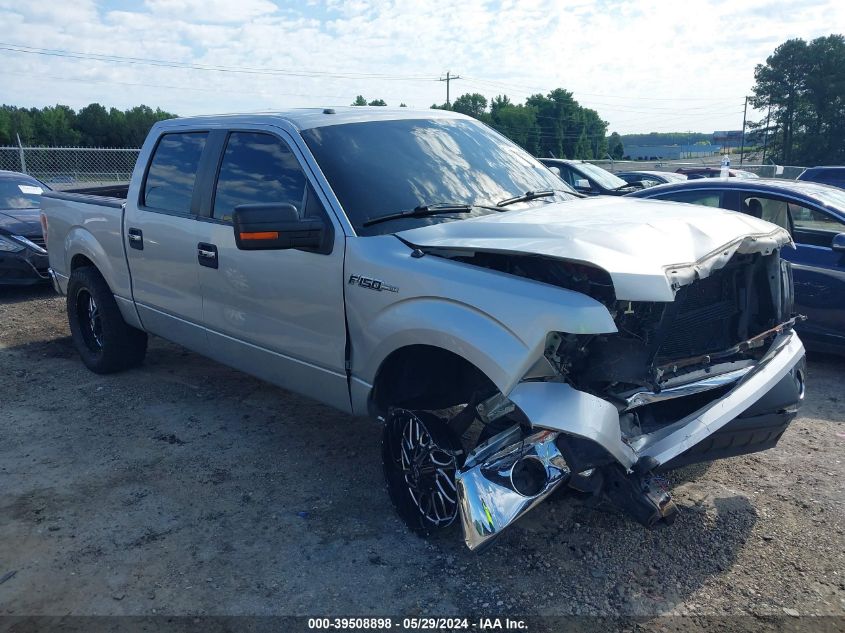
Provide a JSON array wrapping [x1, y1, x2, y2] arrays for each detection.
[[762, 103, 772, 164], [739, 96, 749, 165], [439, 71, 461, 107]]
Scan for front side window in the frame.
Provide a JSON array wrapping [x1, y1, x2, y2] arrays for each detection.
[[302, 118, 576, 236], [741, 195, 790, 228], [143, 132, 208, 214], [212, 132, 307, 222]]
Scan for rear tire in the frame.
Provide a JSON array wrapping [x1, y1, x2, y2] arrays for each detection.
[[67, 266, 147, 374]]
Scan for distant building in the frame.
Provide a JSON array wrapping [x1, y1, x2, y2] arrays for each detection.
[[623, 144, 721, 160]]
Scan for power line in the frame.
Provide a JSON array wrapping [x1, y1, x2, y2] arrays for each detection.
[[0, 42, 440, 82]]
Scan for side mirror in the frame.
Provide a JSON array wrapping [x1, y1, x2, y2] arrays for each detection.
[[574, 178, 591, 191], [832, 232, 845, 253], [547, 166, 561, 177], [233, 203, 325, 251]]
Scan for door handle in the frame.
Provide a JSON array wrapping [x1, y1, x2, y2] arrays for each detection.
[[197, 242, 218, 269], [127, 228, 143, 250]]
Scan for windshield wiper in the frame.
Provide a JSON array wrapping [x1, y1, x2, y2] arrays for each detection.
[[496, 189, 555, 207], [363, 203, 473, 227]]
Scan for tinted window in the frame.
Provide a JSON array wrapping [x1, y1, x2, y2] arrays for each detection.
[[302, 118, 576, 236], [143, 132, 207, 214], [0, 176, 47, 209], [213, 132, 307, 222], [655, 190, 722, 207]]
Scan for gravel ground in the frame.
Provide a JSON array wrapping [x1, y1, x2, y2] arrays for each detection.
[[1, 285, 843, 622]]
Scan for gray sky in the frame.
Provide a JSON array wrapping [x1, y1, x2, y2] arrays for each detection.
[[0, 0, 839, 134]]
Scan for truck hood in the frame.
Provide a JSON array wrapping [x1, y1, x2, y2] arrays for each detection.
[[0, 207, 42, 237], [396, 196, 792, 302]]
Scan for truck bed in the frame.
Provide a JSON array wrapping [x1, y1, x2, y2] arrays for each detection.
[[41, 190, 132, 301]]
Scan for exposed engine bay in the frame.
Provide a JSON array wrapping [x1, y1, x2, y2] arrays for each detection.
[[413, 246, 805, 550]]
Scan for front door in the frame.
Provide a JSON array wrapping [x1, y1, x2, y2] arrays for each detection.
[[193, 129, 350, 411]]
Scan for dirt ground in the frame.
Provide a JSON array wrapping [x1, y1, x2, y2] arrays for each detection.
[[1, 285, 843, 621]]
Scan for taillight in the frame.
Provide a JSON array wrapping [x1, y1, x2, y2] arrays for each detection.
[[40, 212, 49, 250]]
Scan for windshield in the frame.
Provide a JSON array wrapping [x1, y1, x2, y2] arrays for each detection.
[[301, 118, 577, 235], [574, 162, 628, 190], [0, 176, 46, 210]]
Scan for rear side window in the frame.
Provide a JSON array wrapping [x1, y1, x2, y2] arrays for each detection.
[[212, 132, 306, 222], [143, 132, 208, 214]]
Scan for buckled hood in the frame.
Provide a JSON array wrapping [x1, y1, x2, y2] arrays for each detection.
[[397, 196, 792, 301]]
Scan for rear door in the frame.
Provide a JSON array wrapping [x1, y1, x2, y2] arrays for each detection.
[[192, 126, 350, 411], [124, 130, 209, 353]]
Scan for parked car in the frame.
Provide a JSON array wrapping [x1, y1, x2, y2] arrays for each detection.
[[675, 166, 760, 180], [616, 170, 688, 188], [797, 166, 845, 190], [539, 158, 643, 195], [42, 109, 805, 551], [0, 170, 50, 286], [628, 178, 845, 354]]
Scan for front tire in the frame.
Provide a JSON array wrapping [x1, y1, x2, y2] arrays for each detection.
[[382, 409, 463, 536], [67, 266, 147, 374]]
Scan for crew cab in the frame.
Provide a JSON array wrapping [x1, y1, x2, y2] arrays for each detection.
[[41, 109, 806, 551]]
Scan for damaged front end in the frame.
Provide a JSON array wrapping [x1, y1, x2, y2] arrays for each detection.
[[440, 245, 806, 551]]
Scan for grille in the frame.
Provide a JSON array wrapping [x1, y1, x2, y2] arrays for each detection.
[[656, 270, 740, 361], [27, 235, 46, 250]]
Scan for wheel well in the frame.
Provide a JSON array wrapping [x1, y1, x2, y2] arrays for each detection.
[[71, 254, 95, 271], [370, 345, 497, 416]]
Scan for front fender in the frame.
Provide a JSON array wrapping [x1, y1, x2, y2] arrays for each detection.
[[346, 236, 617, 414]]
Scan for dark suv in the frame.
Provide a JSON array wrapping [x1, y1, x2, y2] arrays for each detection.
[[797, 166, 845, 189]]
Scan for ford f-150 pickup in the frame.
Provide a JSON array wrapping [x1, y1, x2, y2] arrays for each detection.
[[41, 108, 806, 551]]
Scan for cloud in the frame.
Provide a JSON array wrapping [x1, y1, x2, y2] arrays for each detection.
[[0, 0, 842, 134], [143, 0, 279, 22]]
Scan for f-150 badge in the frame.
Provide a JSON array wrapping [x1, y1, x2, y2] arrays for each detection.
[[348, 274, 398, 293]]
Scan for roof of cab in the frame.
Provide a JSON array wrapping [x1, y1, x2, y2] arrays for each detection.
[[159, 107, 470, 132]]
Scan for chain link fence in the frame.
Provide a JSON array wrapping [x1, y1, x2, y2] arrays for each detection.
[[586, 158, 807, 180], [0, 146, 141, 188]]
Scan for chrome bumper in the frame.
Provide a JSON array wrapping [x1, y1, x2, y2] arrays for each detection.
[[508, 330, 805, 471], [455, 331, 805, 550]]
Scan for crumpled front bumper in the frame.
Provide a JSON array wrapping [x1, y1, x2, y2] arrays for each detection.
[[0, 247, 50, 286], [455, 330, 805, 550]]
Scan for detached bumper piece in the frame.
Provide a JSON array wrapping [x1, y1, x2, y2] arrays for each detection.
[[456, 428, 570, 551]]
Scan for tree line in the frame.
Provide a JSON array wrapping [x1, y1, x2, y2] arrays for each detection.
[[750, 34, 845, 165], [0, 104, 176, 147]]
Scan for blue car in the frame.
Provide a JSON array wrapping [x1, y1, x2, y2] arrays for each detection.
[[628, 178, 845, 354]]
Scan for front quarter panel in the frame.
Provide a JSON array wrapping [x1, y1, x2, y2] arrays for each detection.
[[346, 236, 617, 414]]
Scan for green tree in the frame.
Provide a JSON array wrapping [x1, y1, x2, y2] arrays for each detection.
[[608, 132, 624, 160], [351, 95, 368, 106], [451, 93, 488, 119], [750, 34, 845, 164], [368, 99, 387, 106], [76, 103, 111, 146]]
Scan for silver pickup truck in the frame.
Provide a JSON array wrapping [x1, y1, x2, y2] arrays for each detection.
[[41, 108, 806, 551]]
